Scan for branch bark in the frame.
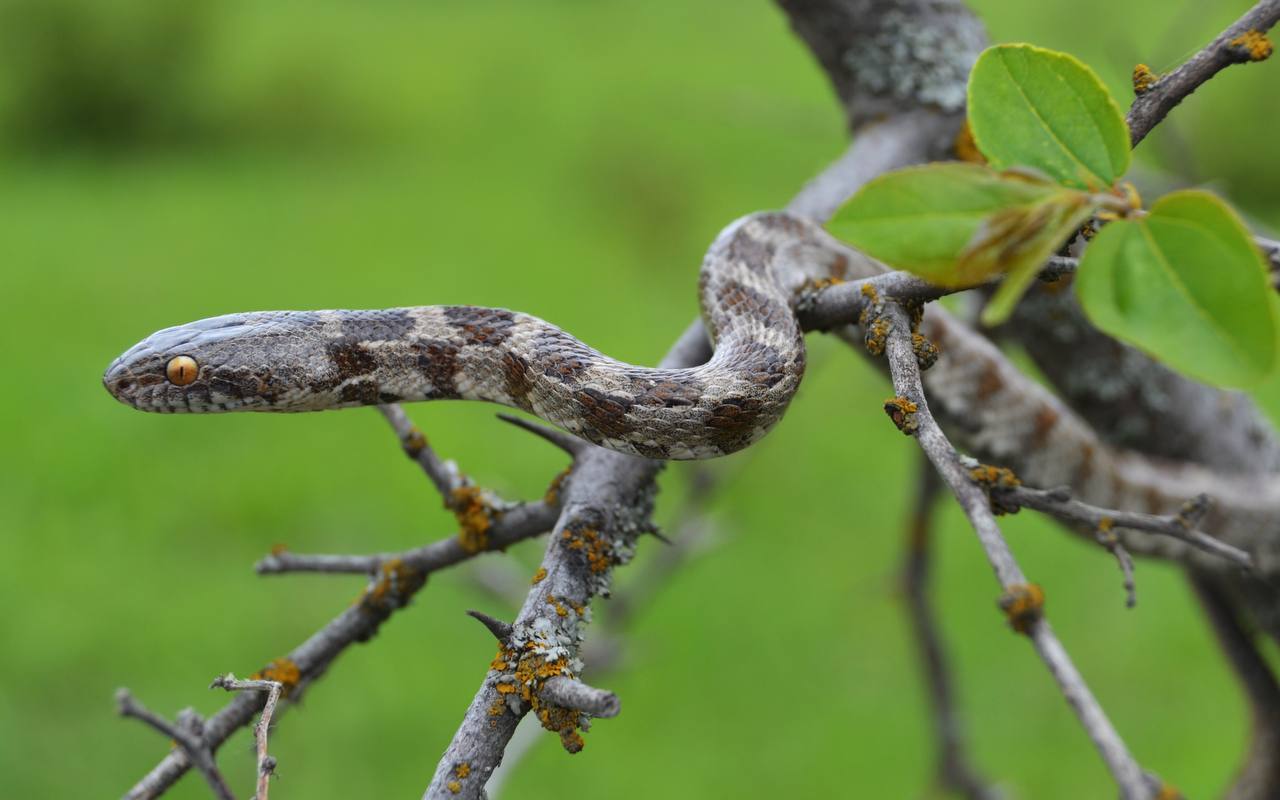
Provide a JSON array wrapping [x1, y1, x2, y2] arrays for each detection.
[[1127, 0, 1280, 146]]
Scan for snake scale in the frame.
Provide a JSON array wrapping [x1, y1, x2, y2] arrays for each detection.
[[105, 213, 851, 459]]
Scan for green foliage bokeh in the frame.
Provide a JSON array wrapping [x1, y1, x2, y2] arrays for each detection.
[[2, 1, 1279, 797]]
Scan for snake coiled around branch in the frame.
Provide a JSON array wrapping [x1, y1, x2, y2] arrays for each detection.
[[104, 213, 857, 459]]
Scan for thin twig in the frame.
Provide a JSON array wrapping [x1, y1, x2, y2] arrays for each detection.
[[379, 404, 466, 497], [993, 485, 1252, 570], [1095, 527, 1138, 609], [901, 452, 999, 799], [117, 689, 236, 800], [799, 256, 1081, 333], [255, 500, 558, 576], [210, 675, 285, 800], [878, 302, 1158, 799], [496, 413, 587, 457], [1127, 0, 1280, 146]]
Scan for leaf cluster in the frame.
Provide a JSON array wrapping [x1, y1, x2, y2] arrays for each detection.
[[828, 44, 1278, 388]]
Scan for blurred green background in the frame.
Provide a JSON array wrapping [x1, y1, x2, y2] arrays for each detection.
[[3, 0, 1279, 797]]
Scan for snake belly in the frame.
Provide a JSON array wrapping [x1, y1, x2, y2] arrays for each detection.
[[103, 214, 837, 459]]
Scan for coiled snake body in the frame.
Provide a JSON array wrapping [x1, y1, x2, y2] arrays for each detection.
[[105, 213, 851, 459]]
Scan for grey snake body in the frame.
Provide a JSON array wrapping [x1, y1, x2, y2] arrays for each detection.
[[105, 213, 851, 459]]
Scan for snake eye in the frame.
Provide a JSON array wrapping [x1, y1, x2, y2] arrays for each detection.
[[166, 355, 199, 386]]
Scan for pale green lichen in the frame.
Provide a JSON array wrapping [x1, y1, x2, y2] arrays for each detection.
[[842, 7, 986, 116]]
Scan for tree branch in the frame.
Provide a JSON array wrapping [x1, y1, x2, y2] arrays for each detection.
[[423, 324, 711, 797], [878, 302, 1160, 799], [1127, 0, 1280, 146], [255, 499, 558, 576]]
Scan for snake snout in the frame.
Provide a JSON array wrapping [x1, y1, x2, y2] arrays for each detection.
[[103, 351, 180, 412], [103, 359, 142, 408]]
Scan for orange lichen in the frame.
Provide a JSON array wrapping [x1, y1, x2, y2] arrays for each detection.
[[808, 276, 845, 291], [361, 558, 426, 611], [1156, 783, 1185, 800], [969, 464, 1020, 489], [999, 583, 1045, 635], [562, 527, 613, 574], [860, 283, 879, 303], [970, 464, 1022, 515], [1230, 29, 1273, 61], [455, 763, 471, 779], [531, 567, 548, 585], [489, 640, 587, 753], [864, 317, 890, 356], [544, 467, 572, 505], [883, 396, 920, 435], [403, 426, 428, 456], [547, 594, 569, 617], [1131, 63, 1158, 94], [953, 119, 986, 164], [450, 485, 495, 554], [911, 333, 939, 370], [269, 543, 288, 556], [446, 780, 461, 794], [251, 658, 301, 695]]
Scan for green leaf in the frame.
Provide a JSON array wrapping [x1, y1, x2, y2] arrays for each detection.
[[827, 162, 1094, 289], [1075, 190, 1278, 387], [968, 44, 1130, 190]]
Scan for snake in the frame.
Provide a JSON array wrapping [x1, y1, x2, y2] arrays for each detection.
[[104, 213, 859, 460]]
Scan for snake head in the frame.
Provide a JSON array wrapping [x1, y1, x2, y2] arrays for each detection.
[[104, 311, 330, 413]]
